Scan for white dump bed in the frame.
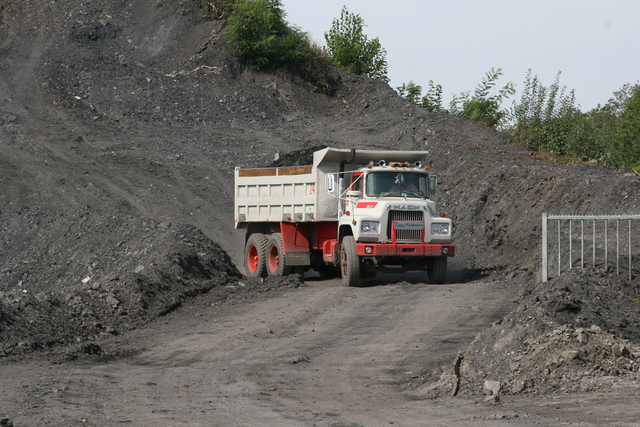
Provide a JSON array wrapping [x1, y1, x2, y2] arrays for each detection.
[[234, 165, 325, 227], [234, 148, 430, 227]]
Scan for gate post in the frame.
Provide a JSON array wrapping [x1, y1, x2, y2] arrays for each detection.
[[542, 212, 548, 282]]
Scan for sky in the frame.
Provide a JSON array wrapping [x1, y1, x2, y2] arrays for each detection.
[[279, 0, 640, 112]]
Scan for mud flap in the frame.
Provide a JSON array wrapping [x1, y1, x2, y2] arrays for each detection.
[[285, 250, 311, 266]]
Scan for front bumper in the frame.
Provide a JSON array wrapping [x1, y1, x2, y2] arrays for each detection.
[[356, 243, 455, 257]]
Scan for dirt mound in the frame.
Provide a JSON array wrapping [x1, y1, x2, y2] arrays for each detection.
[[271, 144, 328, 167], [0, 215, 241, 359], [421, 269, 640, 397]]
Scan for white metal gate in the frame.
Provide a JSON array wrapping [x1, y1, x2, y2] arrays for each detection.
[[541, 213, 640, 282]]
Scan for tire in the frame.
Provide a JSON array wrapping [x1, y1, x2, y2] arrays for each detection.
[[266, 233, 292, 276], [340, 236, 361, 287], [428, 256, 447, 284], [245, 233, 268, 278]]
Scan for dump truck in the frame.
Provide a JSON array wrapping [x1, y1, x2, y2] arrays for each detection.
[[234, 147, 455, 286]]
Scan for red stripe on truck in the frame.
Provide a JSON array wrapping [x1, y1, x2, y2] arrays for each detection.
[[355, 202, 378, 209]]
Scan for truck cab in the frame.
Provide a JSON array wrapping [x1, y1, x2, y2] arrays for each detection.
[[331, 159, 454, 285]]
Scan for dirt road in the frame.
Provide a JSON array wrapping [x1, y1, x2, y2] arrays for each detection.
[[2, 277, 639, 426]]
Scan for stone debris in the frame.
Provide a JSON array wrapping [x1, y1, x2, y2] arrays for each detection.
[[484, 380, 501, 396], [289, 355, 310, 364], [420, 269, 640, 397]]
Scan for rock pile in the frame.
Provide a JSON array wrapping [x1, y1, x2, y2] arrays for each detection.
[[421, 269, 640, 397]]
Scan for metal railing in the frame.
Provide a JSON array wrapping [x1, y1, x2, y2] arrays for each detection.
[[541, 213, 640, 282]]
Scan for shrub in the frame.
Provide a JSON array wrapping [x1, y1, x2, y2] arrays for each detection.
[[397, 80, 444, 112], [449, 68, 515, 129], [219, 0, 332, 91], [397, 69, 513, 124], [509, 70, 582, 155], [226, 0, 306, 69], [510, 71, 640, 171], [613, 85, 640, 170]]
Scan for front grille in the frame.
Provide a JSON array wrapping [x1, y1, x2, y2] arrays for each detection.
[[387, 210, 424, 242]]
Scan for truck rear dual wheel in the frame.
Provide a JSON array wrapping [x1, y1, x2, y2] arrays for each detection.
[[428, 256, 447, 284], [266, 233, 292, 277], [245, 233, 268, 278], [341, 236, 361, 287]]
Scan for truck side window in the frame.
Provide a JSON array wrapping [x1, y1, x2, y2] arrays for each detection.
[[350, 172, 363, 193]]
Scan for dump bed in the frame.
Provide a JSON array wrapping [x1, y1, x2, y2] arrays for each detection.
[[234, 148, 430, 228], [234, 165, 327, 227]]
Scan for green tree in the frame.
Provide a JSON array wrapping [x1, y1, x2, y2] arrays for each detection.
[[614, 84, 640, 170], [324, 6, 388, 81]]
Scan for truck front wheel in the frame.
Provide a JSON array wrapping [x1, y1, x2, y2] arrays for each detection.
[[428, 256, 447, 284], [340, 236, 361, 287], [245, 233, 268, 278], [266, 233, 292, 276]]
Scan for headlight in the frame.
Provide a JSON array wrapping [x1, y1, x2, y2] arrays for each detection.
[[361, 221, 380, 233], [431, 223, 450, 235]]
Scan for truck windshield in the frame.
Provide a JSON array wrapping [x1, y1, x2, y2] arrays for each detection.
[[365, 172, 429, 198]]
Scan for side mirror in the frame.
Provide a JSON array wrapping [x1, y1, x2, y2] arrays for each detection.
[[326, 173, 335, 193], [429, 175, 437, 195]]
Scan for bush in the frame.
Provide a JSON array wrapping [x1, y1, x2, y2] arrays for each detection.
[[611, 85, 640, 170], [217, 0, 331, 91], [226, 0, 306, 69], [397, 69, 513, 127], [449, 68, 515, 129], [397, 80, 444, 112], [509, 70, 582, 155], [509, 71, 640, 171]]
